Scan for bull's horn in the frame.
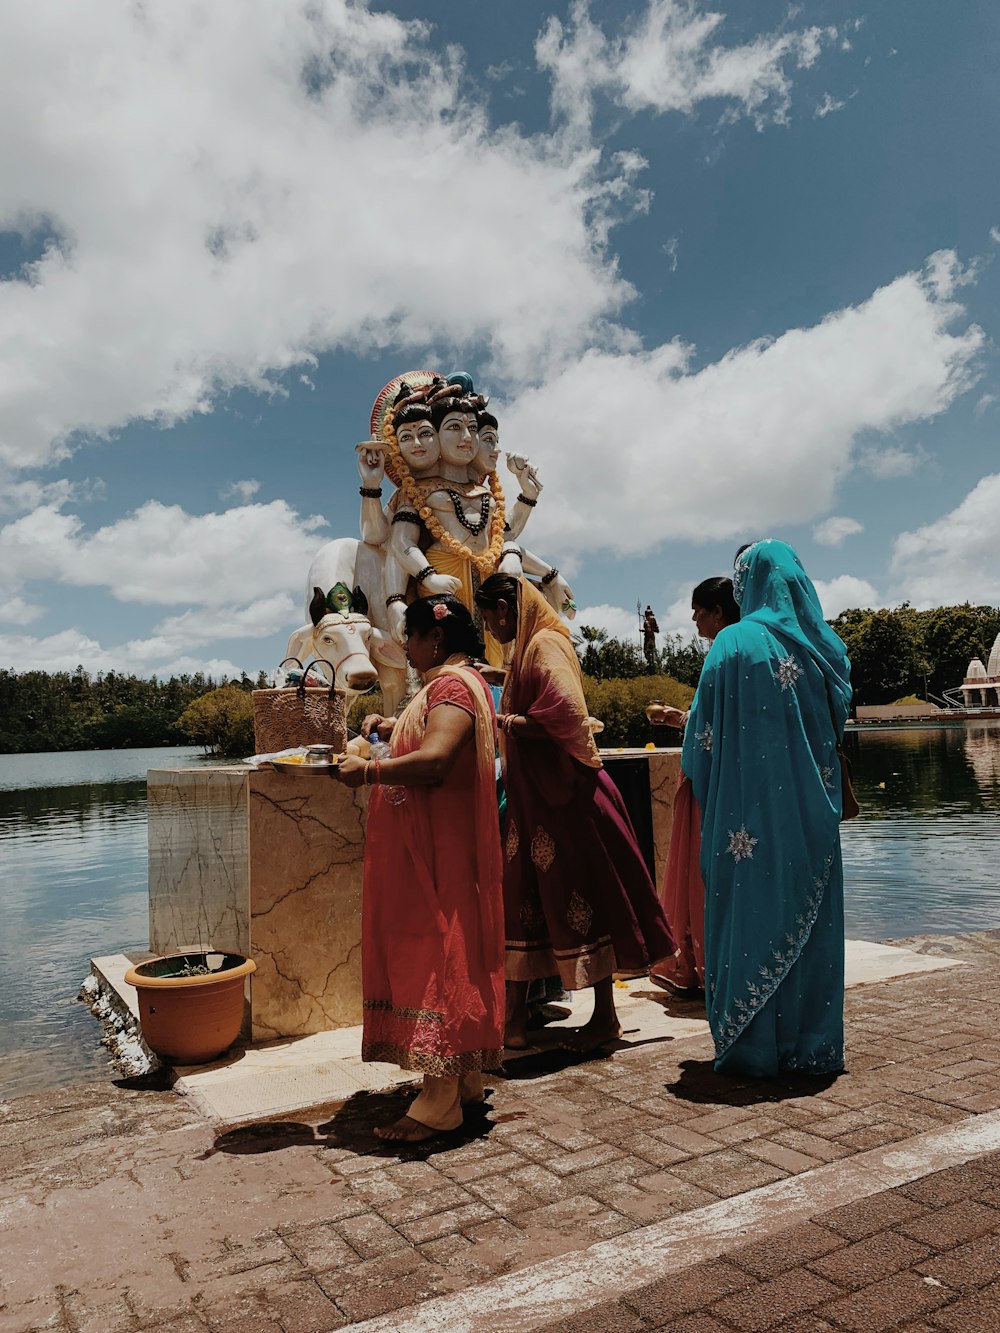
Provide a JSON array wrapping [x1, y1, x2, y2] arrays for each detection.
[[309, 587, 327, 626], [352, 585, 369, 618]]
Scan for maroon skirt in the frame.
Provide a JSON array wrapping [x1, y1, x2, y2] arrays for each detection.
[[502, 740, 674, 989]]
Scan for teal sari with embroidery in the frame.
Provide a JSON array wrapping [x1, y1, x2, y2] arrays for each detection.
[[682, 540, 852, 1077]]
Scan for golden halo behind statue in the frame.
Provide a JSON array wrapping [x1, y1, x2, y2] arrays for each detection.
[[369, 370, 441, 487]]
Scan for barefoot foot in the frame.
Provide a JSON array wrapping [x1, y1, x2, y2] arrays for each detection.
[[504, 1030, 530, 1050], [561, 1020, 623, 1052], [373, 1115, 438, 1142]]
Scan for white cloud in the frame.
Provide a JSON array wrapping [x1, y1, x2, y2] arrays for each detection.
[[975, 393, 996, 415], [815, 93, 845, 118], [0, 0, 644, 470], [812, 575, 880, 617], [857, 443, 926, 479], [0, 625, 246, 678], [0, 593, 43, 625], [813, 515, 863, 546], [0, 498, 326, 608], [537, 0, 839, 138], [573, 602, 645, 643], [221, 479, 261, 503], [500, 252, 982, 557], [890, 473, 1000, 607], [991, 226, 1000, 245]]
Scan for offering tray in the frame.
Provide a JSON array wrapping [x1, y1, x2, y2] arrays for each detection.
[[269, 745, 340, 777]]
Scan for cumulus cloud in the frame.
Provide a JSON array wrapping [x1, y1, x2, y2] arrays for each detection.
[[813, 515, 863, 546], [0, 625, 246, 679], [0, 498, 326, 608], [0, 593, 43, 625], [537, 0, 839, 137], [500, 252, 982, 558], [0, 1, 644, 471], [573, 602, 645, 642], [812, 575, 880, 617], [890, 473, 1000, 607], [221, 479, 261, 503]]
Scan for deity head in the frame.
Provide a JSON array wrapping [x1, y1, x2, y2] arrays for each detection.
[[472, 410, 500, 479], [394, 401, 440, 476], [430, 394, 480, 471]]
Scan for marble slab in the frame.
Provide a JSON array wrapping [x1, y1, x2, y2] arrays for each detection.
[[148, 768, 250, 956], [248, 770, 368, 1041]]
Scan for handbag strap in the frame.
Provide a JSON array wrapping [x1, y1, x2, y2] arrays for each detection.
[[297, 658, 337, 699]]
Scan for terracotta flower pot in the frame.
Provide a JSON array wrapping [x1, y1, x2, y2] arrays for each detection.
[[124, 951, 256, 1064]]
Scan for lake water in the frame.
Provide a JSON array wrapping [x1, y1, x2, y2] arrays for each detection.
[[1, 725, 998, 1100]]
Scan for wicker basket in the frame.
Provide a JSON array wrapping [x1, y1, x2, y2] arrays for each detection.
[[252, 659, 347, 755]]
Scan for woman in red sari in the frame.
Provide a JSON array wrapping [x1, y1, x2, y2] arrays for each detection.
[[334, 595, 504, 1142], [650, 576, 739, 993], [475, 574, 674, 1051]]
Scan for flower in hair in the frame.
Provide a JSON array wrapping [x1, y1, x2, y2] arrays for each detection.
[[432, 603, 450, 620]]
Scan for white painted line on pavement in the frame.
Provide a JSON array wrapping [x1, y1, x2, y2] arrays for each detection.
[[352, 1106, 1000, 1332]]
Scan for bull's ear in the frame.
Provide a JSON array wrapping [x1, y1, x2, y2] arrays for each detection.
[[309, 587, 327, 625], [369, 629, 407, 669], [286, 626, 314, 663], [352, 585, 369, 617]]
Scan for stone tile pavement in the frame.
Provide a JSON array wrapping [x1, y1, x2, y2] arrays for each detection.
[[4, 931, 1000, 1331]]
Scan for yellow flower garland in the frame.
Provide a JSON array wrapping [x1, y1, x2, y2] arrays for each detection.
[[382, 415, 506, 580]]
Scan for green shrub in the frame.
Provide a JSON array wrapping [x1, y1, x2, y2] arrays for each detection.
[[177, 687, 255, 757], [583, 674, 693, 748]]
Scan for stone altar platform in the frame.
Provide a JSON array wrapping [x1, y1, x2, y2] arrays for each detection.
[[146, 747, 682, 1043]]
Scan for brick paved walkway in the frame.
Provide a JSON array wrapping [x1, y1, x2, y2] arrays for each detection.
[[3, 932, 1000, 1331]]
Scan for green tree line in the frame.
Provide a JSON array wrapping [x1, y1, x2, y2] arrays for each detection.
[[579, 601, 1000, 707], [0, 667, 267, 754]]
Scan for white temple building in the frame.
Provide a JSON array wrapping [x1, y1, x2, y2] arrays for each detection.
[[959, 632, 1000, 707]]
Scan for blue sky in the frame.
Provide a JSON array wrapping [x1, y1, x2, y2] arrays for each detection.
[[0, 0, 997, 678]]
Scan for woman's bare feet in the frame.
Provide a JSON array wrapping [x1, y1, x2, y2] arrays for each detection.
[[373, 1115, 438, 1142], [561, 1018, 623, 1051], [504, 1028, 530, 1050]]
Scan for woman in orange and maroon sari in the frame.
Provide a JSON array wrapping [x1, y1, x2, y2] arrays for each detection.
[[475, 574, 673, 1051], [334, 595, 503, 1142], [649, 576, 739, 994]]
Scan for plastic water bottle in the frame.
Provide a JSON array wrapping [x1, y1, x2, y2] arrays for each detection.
[[369, 732, 406, 806]]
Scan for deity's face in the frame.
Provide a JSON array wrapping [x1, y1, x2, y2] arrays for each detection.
[[396, 418, 440, 475], [437, 411, 479, 469], [474, 425, 500, 477]]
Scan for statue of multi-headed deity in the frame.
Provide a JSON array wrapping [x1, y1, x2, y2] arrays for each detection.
[[286, 370, 574, 713], [358, 370, 574, 663]]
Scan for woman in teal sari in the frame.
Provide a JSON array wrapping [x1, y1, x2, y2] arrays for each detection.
[[683, 539, 852, 1078]]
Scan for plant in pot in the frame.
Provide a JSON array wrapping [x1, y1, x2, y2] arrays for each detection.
[[124, 951, 256, 1064]]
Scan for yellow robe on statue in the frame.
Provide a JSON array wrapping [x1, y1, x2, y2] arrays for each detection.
[[423, 546, 504, 666]]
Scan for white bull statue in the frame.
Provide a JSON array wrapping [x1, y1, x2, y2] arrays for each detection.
[[285, 538, 408, 716]]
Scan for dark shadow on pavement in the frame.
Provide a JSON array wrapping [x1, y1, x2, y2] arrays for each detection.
[[668, 1056, 841, 1105]]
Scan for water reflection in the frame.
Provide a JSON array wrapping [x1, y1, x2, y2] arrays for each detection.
[[841, 722, 1000, 942]]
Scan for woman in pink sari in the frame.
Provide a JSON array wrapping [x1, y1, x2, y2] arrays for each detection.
[[650, 576, 739, 993], [334, 595, 504, 1142], [475, 574, 674, 1051]]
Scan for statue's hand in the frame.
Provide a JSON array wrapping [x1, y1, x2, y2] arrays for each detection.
[[541, 573, 576, 620], [386, 600, 407, 645], [357, 444, 386, 488], [422, 573, 461, 596], [506, 452, 543, 500]]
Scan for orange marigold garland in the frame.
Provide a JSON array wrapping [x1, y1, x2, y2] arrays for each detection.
[[382, 411, 506, 580]]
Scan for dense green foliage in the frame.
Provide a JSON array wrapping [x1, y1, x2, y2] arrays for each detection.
[[576, 626, 707, 686], [176, 687, 256, 757], [829, 604, 1000, 705], [0, 667, 267, 754], [582, 674, 694, 747]]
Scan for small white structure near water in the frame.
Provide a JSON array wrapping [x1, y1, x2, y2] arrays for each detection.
[[960, 633, 1000, 708]]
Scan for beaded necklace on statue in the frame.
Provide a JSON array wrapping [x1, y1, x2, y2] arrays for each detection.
[[382, 415, 506, 579]]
